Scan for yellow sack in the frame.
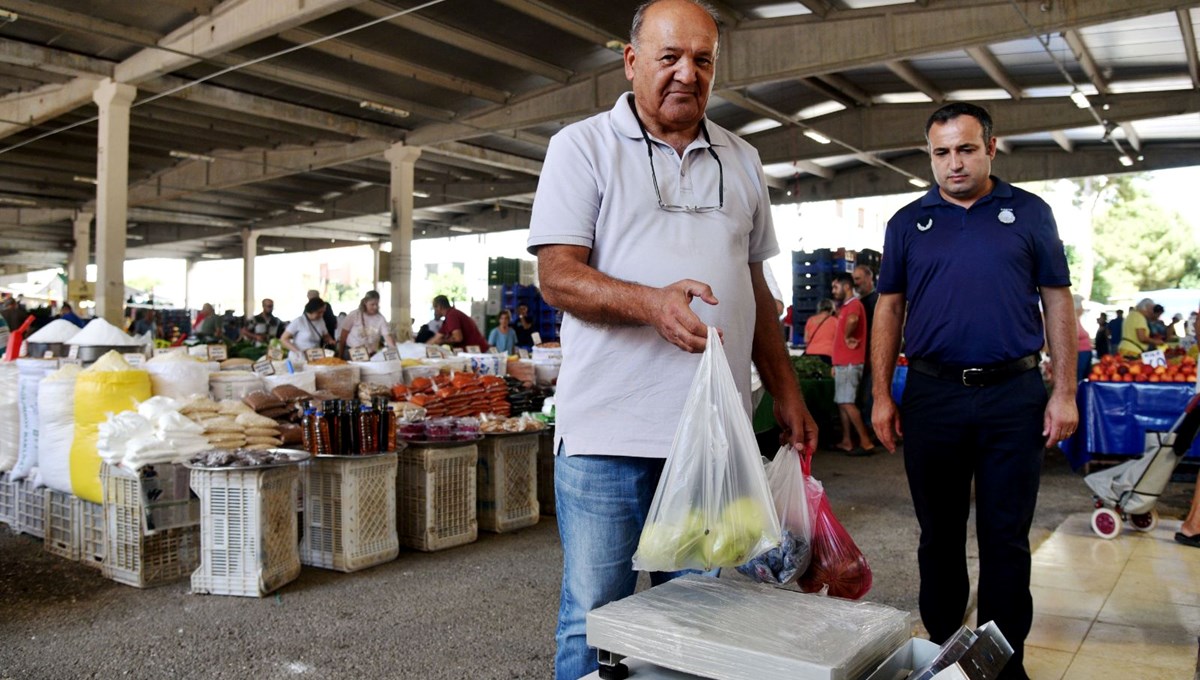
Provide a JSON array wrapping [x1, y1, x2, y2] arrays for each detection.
[[69, 356, 151, 503]]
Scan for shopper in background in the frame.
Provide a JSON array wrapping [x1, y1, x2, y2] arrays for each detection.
[[1093, 312, 1110, 358], [429, 295, 488, 350], [803, 299, 837, 364], [871, 102, 1077, 680], [853, 263, 879, 434], [193, 303, 219, 341], [514, 302, 536, 348], [282, 297, 335, 361], [527, 2, 816, 677], [1118, 298, 1157, 358], [240, 298, 283, 345], [1074, 294, 1093, 383], [831, 272, 876, 455], [337, 290, 395, 357], [129, 308, 156, 337], [488, 310, 519, 355], [1107, 308, 1124, 353], [307, 289, 337, 338], [59, 302, 86, 329]]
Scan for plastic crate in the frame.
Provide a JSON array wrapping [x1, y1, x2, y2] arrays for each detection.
[[43, 490, 80, 560], [396, 444, 477, 552], [189, 465, 301, 597], [477, 434, 540, 533], [79, 500, 105, 569], [101, 464, 200, 588], [15, 478, 45, 538], [301, 454, 399, 573], [0, 472, 14, 528], [537, 431, 555, 516]]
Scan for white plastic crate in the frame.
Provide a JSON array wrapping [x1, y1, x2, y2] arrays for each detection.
[[190, 465, 301, 598], [43, 490, 80, 560], [101, 464, 200, 588], [301, 454, 399, 573], [477, 434, 540, 533], [15, 477, 46, 538], [0, 472, 14, 527], [396, 444, 477, 552], [537, 430, 555, 516], [79, 500, 105, 569]]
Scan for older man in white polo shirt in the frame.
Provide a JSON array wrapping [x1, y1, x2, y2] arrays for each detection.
[[527, 1, 816, 677]]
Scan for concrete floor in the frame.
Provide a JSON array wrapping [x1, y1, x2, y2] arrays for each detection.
[[0, 447, 1193, 680]]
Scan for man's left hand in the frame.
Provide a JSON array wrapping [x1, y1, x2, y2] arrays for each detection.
[[774, 396, 818, 457], [1043, 391, 1079, 448]]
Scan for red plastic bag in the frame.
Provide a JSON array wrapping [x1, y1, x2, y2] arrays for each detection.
[[797, 452, 872, 599]]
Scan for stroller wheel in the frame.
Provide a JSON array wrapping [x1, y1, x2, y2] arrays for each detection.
[[1131, 510, 1158, 532], [1091, 508, 1122, 539]]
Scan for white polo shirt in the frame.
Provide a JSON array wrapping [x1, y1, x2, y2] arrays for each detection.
[[528, 93, 779, 459]]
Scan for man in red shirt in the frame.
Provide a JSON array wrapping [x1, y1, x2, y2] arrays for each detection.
[[429, 295, 489, 350], [832, 272, 877, 455]]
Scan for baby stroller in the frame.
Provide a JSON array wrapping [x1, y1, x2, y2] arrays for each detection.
[[1085, 392, 1200, 539]]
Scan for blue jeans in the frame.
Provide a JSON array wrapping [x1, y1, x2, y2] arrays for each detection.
[[554, 450, 692, 680]]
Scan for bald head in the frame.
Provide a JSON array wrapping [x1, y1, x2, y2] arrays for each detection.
[[631, 0, 721, 49]]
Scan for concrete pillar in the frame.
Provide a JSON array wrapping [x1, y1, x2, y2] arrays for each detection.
[[385, 143, 422, 342], [242, 228, 258, 319], [69, 211, 93, 309], [183, 258, 195, 311], [92, 79, 137, 325], [370, 240, 381, 292]]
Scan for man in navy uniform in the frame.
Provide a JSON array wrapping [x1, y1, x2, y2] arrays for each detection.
[[871, 102, 1078, 680]]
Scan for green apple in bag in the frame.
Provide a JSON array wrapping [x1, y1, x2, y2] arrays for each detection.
[[637, 508, 708, 568], [700, 497, 772, 568]]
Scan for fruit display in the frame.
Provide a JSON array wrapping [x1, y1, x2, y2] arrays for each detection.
[[1088, 355, 1197, 383]]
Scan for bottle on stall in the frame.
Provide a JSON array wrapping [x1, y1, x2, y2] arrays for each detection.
[[359, 404, 377, 454], [325, 401, 340, 456], [385, 404, 397, 451], [345, 399, 360, 455], [301, 407, 315, 454], [312, 409, 331, 456], [373, 397, 391, 452]]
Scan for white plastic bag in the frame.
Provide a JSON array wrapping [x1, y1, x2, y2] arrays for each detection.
[[633, 327, 781, 572], [736, 446, 813, 584]]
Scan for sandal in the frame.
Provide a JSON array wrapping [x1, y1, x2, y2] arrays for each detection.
[[1174, 531, 1200, 548]]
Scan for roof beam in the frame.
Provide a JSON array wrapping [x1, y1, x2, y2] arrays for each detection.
[[801, 77, 862, 109], [793, 160, 834, 179], [0, 0, 162, 46], [964, 46, 1022, 100], [795, 0, 836, 19], [885, 60, 944, 103], [0, 38, 113, 79], [715, 89, 796, 126], [1179, 8, 1200, 90], [426, 142, 543, 176], [813, 73, 873, 107], [0, 77, 102, 138], [493, 0, 621, 45], [357, 2, 572, 83], [1062, 29, 1109, 95], [1120, 122, 1142, 151], [1051, 130, 1074, 152]]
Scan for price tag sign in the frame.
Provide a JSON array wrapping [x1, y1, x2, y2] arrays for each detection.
[[61, 357, 83, 366], [252, 357, 276, 376], [381, 348, 400, 362], [1141, 349, 1167, 367], [207, 344, 228, 361], [122, 353, 145, 367], [348, 346, 370, 362], [67, 345, 80, 359], [517, 348, 530, 359], [267, 346, 284, 361], [42, 350, 54, 359], [304, 347, 326, 363], [426, 346, 447, 359], [465, 345, 481, 354], [487, 346, 502, 355], [187, 344, 209, 358], [531, 332, 542, 346]]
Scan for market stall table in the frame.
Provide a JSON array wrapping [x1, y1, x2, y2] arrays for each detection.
[[1060, 380, 1200, 470]]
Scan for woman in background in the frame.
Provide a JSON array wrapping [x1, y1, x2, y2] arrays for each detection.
[[488, 310, 519, 355]]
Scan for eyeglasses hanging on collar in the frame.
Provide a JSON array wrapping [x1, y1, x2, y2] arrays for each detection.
[[628, 96, 724, 213]]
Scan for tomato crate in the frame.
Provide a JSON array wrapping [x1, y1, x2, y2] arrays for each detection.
[[0, 472, 15, 528], [190, 465, 301, 598], [15, 477, 46, 538], [79, 500, 105, 569], [101, 464, 200, 588], [537, 430, 556, 516], [43, 490, 80, 560], [301, 454, 399, 573], [396, 443, 477, 552], [477, 434, 540, 533]]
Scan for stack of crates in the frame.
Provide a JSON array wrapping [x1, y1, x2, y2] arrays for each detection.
[[477, 434, 540, 533], [488, 256, 521, 285], [43, 489, 81, 560], [396, 443, 478, 551], [791, 249, 855, 347], [301, 454, 399, 573], [500, 284, 559, 342], [190, 465, 301, 597], [79, 500, 105, 569], [0, 472, 15, 528], [15, 477, 46, 538], [856, 248, 882, 274], [101, 463, 200, 588]]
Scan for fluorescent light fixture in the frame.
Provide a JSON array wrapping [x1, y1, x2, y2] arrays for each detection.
[[803, 130, 832, 144], [293, 204, 325, 214], [412, 190, 431, 199], [908, 178, 930, 188], [1118, 155, 1134, 167], [73, 175, 98, 185], [126, 233, 144, 241], [320, 190, 343, 201], [200, 253, 222, 259], [359, 100, 410, 118], [605, 40, 626, 53], [448, 226, 473, 233], [0, 9, 16, 24], [261, 245, 286, 253], [0, 196, 38, 207], [169, 149, 215, 162], [357, 236, 374, 242], [1069, 90, 1090, 109]]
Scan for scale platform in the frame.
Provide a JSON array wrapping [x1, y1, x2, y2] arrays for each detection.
[[585, 575, 911, 680]]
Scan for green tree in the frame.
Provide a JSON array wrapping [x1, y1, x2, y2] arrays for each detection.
[[1092, 197, 1199, 297], [429, 268, 467, 304]]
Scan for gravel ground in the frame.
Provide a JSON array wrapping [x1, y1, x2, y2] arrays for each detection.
[[0, 447, 1192, 680]]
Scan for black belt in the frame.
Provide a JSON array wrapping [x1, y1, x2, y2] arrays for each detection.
[[908, 354, 1039, 387]]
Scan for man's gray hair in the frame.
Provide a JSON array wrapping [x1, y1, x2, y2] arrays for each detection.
[[1136, 298, 1155, 313], [630, 0, 722, 49]]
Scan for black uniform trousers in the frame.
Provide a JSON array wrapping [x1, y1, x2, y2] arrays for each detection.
[[900, 367, 1046, 680]]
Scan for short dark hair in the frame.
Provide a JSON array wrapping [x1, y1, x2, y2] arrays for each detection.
[[925, 102, 993, 146], [832, 272, 854, 286], [432, 295, 450, 309], [631, 0, 721, 49], [304, 297, 325, 315], [1153, 304, 1165, 315]]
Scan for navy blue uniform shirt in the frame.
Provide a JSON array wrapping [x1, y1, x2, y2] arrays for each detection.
[[877, 177, 1070, 365]]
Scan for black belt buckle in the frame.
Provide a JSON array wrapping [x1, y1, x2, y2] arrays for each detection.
[[962, 367, 985, 387]]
